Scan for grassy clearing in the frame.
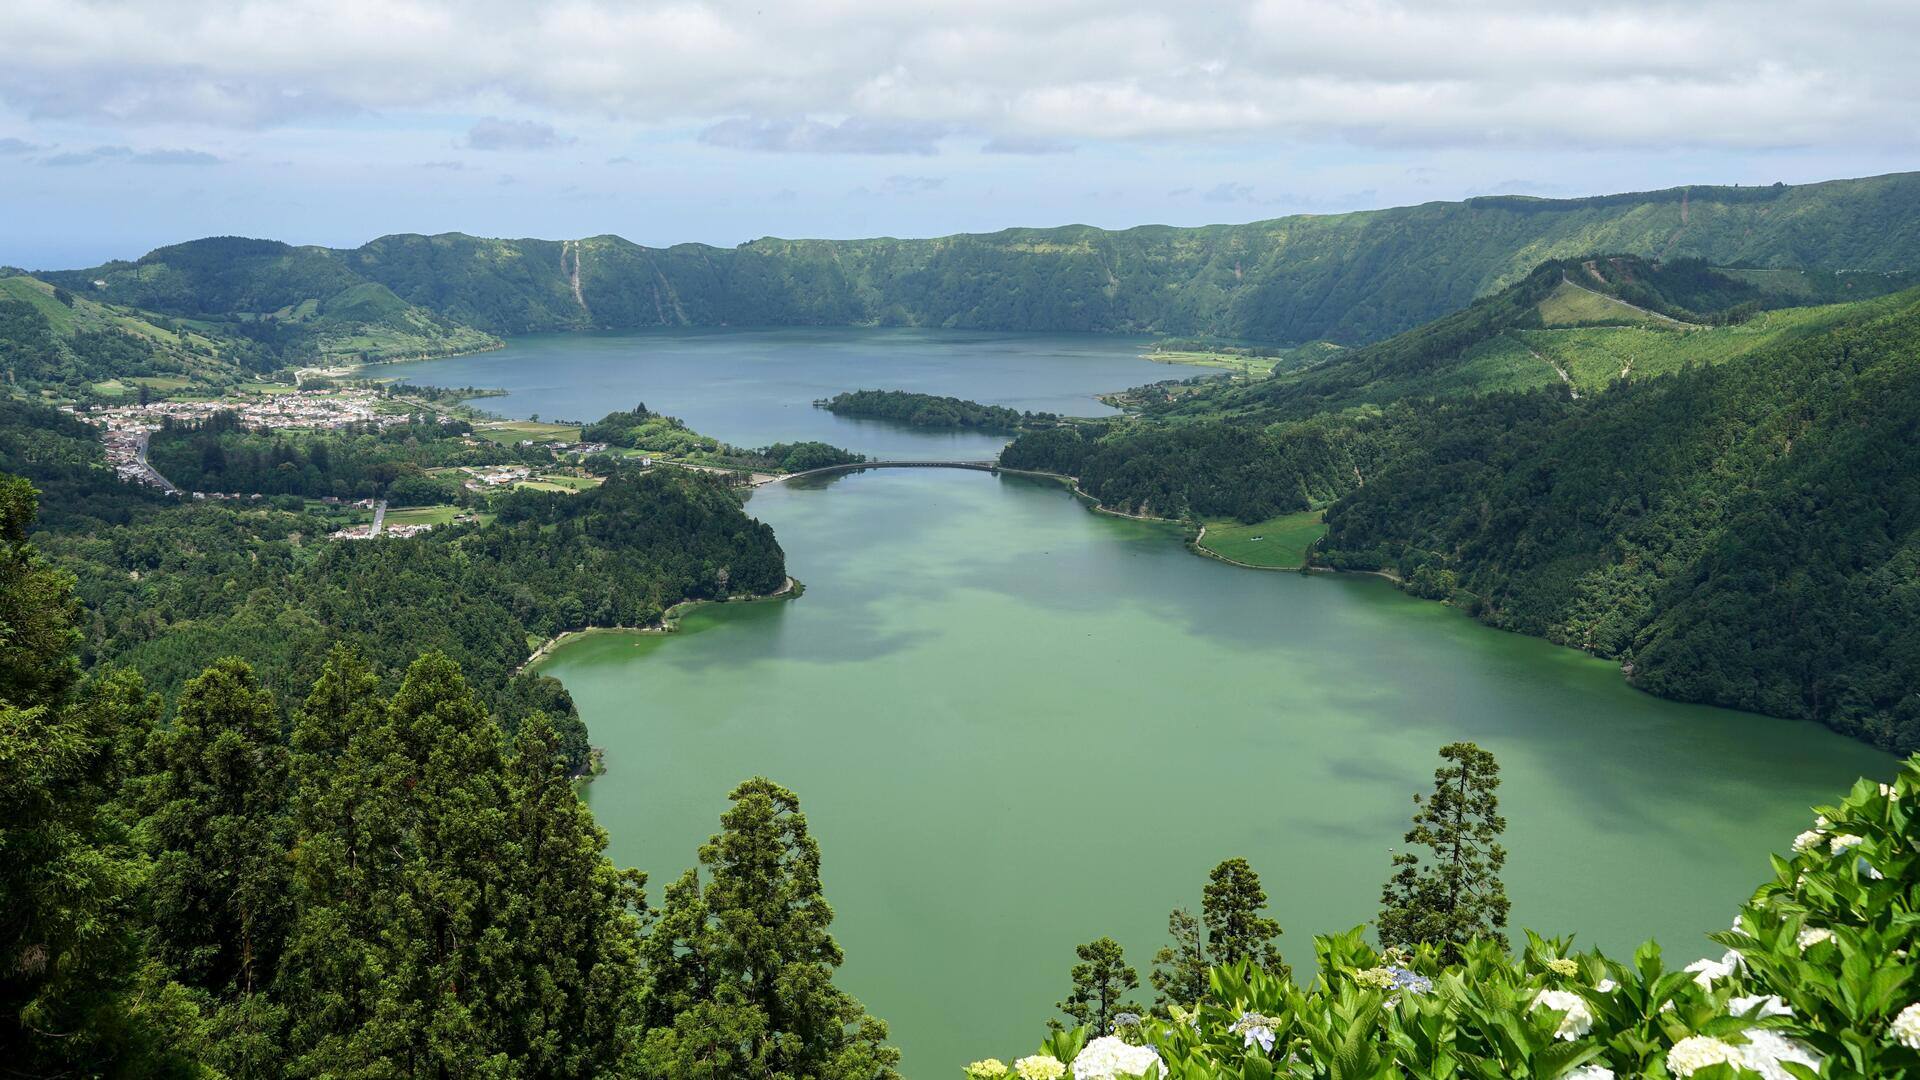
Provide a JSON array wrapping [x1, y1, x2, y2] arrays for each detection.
[[1536, 280, 1671, 327], [473, 420, 581, 445], [1199, 509, 1327, 568], [385, 504, 465, 527], [514, 474, 602, 494]]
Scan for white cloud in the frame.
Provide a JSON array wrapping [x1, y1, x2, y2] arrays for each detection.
[[0, 1, 1914, 152], [465, 117, 570, 150]]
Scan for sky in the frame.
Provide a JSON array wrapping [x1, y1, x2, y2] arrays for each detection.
[[3, 0, 1918, 270]]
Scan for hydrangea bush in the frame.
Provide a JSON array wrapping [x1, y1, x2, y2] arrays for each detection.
[[967, 758, 1920, 1078]]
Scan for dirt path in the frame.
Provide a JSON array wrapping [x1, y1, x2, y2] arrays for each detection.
[[1527, 344, 1580, 399]]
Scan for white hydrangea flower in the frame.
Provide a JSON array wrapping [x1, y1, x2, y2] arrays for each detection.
[[1729, 994, 1794, 1019], [1567, 1067, 1614, 1080], [1529, 989, 1594, 1040], [1684, 952, 1737, 988], [1014, 1054, 1067, 1080], [1595, 978, 1618, 993], [1797, 927, 1835, 951], [1667, 1035, 1739, 1076], [1880, 782, 1898, 799], [1070, 1036, 1162, 1080], [1736, 1030, 1821, 1080], [1830, 833, 1865, 856], [1815, 815, 1831, 829], [1892, 1002, 1920, 1050], [1791, 830, 1824, 854]]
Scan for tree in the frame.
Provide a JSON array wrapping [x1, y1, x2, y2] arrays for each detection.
[[1056, 936, 1140, 1033], [141, 657, 292, 1078], [1203, 857, 1289, 979], [1377, 742, 1510, 960], [1149, 908, 1207, 1012], [0, 476, 197, 1076], [1151, 858, 1289, 1012], [635, 777, 899, 1080]]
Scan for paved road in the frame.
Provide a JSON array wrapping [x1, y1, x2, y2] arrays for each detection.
[[370, 499, 387, 536], [134, 431, 180, 494]]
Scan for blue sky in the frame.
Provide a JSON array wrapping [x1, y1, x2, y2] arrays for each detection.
[[3, 0, 1917, 270]]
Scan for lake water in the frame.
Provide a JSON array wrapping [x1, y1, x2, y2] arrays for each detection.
[[398, 326, 1165, 459], [403, 330, 1892, 1077]]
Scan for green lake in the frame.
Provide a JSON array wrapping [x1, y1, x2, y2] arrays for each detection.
[[409, 330, 1894, 1076]]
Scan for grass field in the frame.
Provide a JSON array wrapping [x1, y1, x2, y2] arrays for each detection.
[[473, 420, 582, 445], [514, 474, 602, 494], [384, 504, 465, 527], [1199, 509, 1327, 568], [1535, 280, 1672, 328]]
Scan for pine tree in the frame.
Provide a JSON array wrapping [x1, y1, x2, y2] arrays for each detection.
[[636, 777, 899, 1080], [141, 657, 293, 1078], [1377, 741, 1510, 960], [501, 712, 648, 1077], [1056, 936, 1140, 1033], [1149, 907, 1208, 1011], [1203, 857, 1289, 980], [0, 476, 197, 1076]]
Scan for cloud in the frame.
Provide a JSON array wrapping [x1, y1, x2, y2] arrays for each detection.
[[131, 147, 220, 165], [419, 159, 470, 170], [850, 174, 947, 198], [1472, 178, 1571, 197], [42, 145, 132, 166], [1202, 181, 1256, 203], [465, 117, 570, 151], [0, 2, 1915, 153], [40, 144, 218, 166], [981, 135, 1073, 155], [0, 136, 44, 155], [700, 116, 947, 155]]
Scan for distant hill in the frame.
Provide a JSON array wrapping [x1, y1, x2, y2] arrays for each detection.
[[40, 236, 499, 364], [41, 171, 1920, 347], [1171, 255, 1920, 417], [0, 273, 264, 394]]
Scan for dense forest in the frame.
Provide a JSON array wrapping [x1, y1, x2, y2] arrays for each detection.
[[0, 479, 897, 1074], [40, 171, 1920, 348], [818, 389, 1055, 431]]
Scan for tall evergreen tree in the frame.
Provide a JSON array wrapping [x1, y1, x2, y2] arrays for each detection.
[[1056, 936, 1140, 1033], [1149, 908, 1207, 1012], [1203, 857, 1289, 979], [141, 657, 293, 1077], [1377, 742, 1510, 960], [1151, 857, 1290, 1011], [500, 712, 649, 1077], [0, 476, 196, 1076], [637, 777, 899, 1080]]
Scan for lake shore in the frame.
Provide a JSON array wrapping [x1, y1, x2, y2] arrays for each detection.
[[520, 575, 800, 673]]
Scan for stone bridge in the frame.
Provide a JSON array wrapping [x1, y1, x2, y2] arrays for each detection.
[[758, 460, 1000, 485]]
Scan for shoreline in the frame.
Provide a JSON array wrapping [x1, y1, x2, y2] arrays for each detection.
[[519, 575, 800, 674]]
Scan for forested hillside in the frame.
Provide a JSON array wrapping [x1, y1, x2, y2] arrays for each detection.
[[43, 171, 1920, 346], [39, 237, 500, 364], [1003, 269, 1920, 754], [2, 401, 785, 773]]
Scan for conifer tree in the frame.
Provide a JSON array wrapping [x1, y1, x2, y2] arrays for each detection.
[[1377, 741, 1510, 960], [141, 657, 293, 1077], [0, 477, 196, 1076], [501, 712, 648, 1077], [1149, 908, 1208, 1012], [1056, 936, 1140, 1033], [637, 777, 899, 1080], [1151, 857, 1290, 1011], [1203, 857, 1289, 980]]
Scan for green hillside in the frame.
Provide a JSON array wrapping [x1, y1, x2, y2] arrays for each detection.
[[1003, 274, 1920, 753], [45, 171, 1920, 347], [42, 236, 499, 363], [0, 273, 258, 394]]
